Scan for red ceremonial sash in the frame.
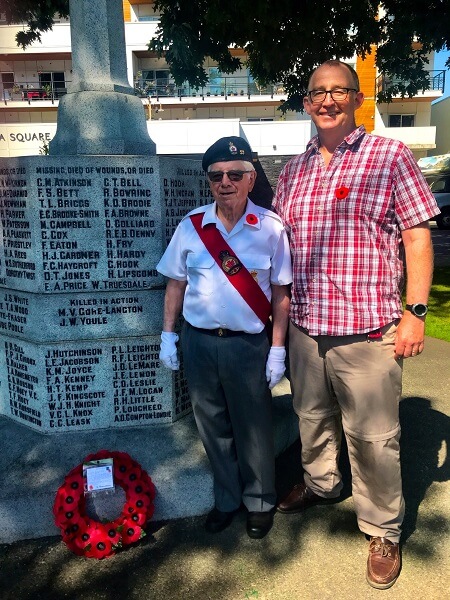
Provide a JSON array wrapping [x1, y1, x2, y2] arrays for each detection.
[[190, 212, 272, 324]]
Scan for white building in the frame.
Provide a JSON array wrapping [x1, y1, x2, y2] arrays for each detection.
[[431, 97, 450, 156], [0, 2, 445, 163]]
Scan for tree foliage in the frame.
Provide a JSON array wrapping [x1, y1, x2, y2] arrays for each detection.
[[150, 0, 450, 111], [2, 0, 449, 112], [0, 0, 69, 48]]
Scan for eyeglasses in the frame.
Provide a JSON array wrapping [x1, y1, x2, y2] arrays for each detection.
[[307, 88, 357, 104], [207, 170, 253, 183]]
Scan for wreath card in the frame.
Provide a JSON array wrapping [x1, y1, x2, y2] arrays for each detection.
[[83, 458, 114, 493]]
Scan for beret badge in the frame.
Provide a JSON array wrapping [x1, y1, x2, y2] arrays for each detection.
[[229, 142, 238, 155]]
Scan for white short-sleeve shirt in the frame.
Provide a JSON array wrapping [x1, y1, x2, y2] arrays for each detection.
[[156, 198, 292, 333]]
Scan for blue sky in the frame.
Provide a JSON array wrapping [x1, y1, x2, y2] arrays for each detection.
[[434, 49, 450, 99]]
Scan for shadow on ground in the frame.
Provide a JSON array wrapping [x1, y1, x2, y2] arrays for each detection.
[[0, 394, 448, 600], [400, 396, 449, 542]]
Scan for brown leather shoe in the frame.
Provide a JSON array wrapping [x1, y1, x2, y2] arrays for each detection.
[[277, 482, 338, 513], [366, 537, 401, 589]]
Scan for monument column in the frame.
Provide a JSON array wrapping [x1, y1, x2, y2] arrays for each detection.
[[49, 0, 155, 156]]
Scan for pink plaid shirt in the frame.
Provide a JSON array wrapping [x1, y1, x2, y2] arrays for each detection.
[[273, 126, 439, 336]]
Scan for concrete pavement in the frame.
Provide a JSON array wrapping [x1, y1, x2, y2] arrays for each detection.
[[0, 335, 448, 599]]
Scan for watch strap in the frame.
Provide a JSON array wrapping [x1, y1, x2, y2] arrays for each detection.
[[405, 303, 428, 316]]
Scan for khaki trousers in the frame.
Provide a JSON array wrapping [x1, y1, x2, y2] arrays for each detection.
[[289, 321, 405, 542]]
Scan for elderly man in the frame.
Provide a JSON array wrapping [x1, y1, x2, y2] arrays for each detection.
[[157, 136, 292, 539]]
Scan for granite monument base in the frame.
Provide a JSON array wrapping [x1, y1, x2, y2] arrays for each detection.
[[0, 377, 298, 543], [0, 332, 188, 433]]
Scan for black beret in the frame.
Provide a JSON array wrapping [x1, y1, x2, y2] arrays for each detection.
[[202, 136, 254, 172]]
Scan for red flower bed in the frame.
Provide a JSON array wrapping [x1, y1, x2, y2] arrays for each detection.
[[53, 450, 156, 559]]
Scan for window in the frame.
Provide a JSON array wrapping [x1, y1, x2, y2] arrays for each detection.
[[1, 72, 14, 89], [39, 72, 66, 88], [247, 118, 274, 122], [208, 67, 223, 95], [38, 72, 66, 97], [430, 175, 450, 194], [388, 114, 415, 127], [207, 67, 249, 96], [131, 3, 159, 21], [1, 72, 14, 99], [142, 70, 169, 84], [140, 70, 172, 95]]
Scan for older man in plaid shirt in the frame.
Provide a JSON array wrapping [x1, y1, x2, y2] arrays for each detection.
[[273, 60, 439, 590]]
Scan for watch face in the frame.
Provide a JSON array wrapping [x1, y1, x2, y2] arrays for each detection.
[[412, 303, 428, 317]]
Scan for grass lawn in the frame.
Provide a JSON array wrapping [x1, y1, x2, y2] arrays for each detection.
[[426, 266, 450, 342]]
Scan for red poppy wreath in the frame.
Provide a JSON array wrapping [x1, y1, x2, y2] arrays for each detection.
[[53, 450, 156, 559]]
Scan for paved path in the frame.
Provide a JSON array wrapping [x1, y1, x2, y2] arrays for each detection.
[[430, 225, 450, 266], [0, 336, 448, 600]]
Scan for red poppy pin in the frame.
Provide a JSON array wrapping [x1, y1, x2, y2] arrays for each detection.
[[335, 186, 349, 200], [246, 213, 258, 225]]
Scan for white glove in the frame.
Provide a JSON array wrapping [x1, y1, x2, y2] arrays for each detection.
[[265, 346, 286, 389], [160, 332, 180, 370]]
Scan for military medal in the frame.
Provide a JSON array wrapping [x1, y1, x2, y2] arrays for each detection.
[[219, 250, 242, 275]]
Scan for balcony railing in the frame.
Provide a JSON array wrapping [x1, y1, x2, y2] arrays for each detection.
[[376, 70, 445, 96], [2, 76, 286, 105], [134, 76, 286, 100], [1, 81, 69, 104]]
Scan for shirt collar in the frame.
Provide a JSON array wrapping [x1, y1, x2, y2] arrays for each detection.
[[307, 125, 366, 154], [201, 202, 219, 226]]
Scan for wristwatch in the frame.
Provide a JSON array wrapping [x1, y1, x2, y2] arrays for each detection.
[[405, 303, 428, 317]]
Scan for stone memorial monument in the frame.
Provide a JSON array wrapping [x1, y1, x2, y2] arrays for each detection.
[[0, 155, 211, 432], [0, 0, 213, 433], [0, 0, 297, 542]]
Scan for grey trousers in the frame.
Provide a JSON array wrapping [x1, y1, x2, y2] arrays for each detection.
[[289, 320, 405, 542], [181, 322, 276, 513]]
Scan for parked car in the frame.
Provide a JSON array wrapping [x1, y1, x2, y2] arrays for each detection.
[[425, 173, 450, 230]]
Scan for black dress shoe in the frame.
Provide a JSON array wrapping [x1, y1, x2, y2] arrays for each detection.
[[277, 482, 339, 514], [205, 507, 236, 533], [246, 511, 274, 539]]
